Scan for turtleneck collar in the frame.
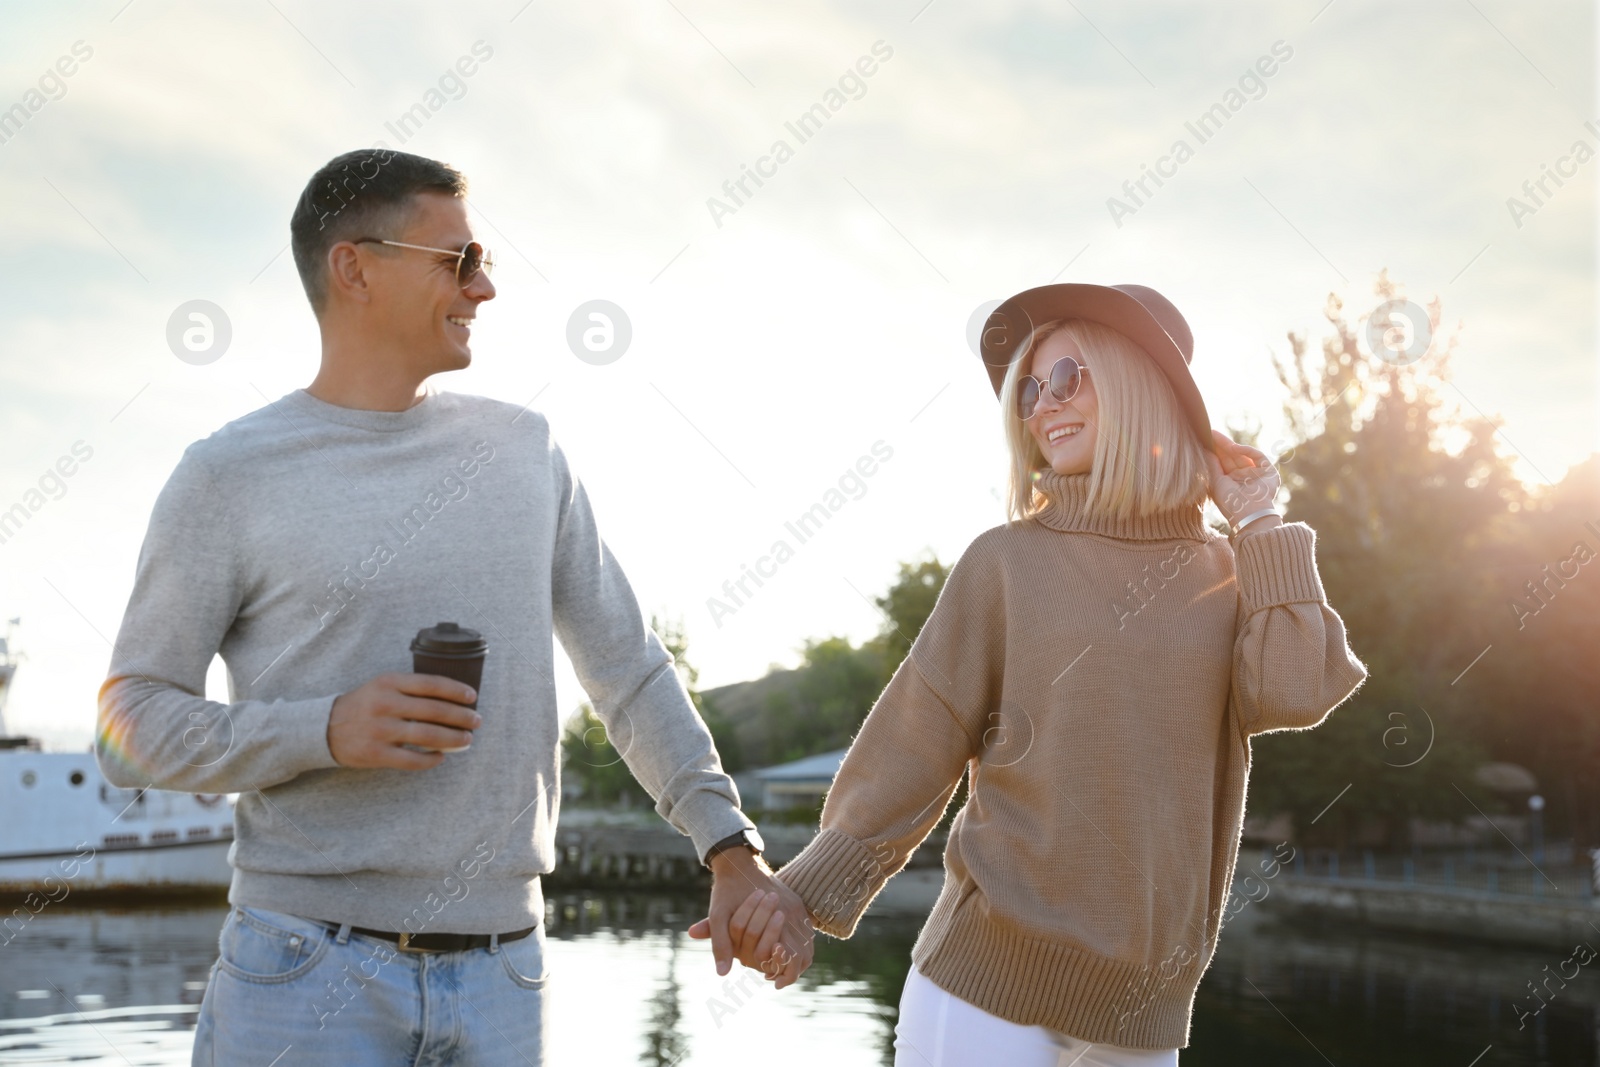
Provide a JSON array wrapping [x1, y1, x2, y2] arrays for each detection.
[[1028, 468, 1209, 542]]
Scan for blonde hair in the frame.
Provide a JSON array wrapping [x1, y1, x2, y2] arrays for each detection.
[[1001, 318, 1210, 523]]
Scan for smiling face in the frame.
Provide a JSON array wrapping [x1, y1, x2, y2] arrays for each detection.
[[1024, 328, 1099, 476], [361, 190, 495, 378]]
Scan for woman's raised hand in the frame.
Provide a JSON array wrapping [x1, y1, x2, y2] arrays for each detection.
[[1203, 429, 1282, 530]]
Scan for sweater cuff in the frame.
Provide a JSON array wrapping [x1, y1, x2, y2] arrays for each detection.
[[1234, 521, 1325, 615], [661, 789, 755, 865], [277, 694, 342, 774], [775, 827, 887, 938]]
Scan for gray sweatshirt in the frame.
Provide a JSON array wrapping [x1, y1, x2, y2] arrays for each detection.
[[96, 386, 752, 932]]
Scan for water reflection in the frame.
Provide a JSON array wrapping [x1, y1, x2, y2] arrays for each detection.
[[640, 929, 688, 1067], [0, 893, 1594, 1065], [543, 891, 915, 1065], [0, 904, 218, 1021], [1189, 909, 1600, 1067]]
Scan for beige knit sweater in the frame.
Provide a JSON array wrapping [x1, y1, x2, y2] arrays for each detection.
[[775, 468, 1368, 1049]]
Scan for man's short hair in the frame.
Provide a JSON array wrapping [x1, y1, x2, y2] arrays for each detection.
[[290, 149, 468, 314]]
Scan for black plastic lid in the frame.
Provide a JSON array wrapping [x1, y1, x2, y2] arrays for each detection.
[[410, 621, 487, 655]]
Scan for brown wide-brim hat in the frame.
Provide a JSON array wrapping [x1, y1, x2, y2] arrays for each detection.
[[978, 283, 1217, 454]]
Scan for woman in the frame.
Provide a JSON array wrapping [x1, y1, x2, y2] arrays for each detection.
[[771, 284, 1369, 1064]]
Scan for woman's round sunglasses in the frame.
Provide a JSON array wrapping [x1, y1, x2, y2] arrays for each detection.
[[1017, 355, 1090, 420], [352, 237, 495, 288]]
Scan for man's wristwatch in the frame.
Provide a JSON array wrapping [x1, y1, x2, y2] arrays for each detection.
[[704, 828, 765, 869]]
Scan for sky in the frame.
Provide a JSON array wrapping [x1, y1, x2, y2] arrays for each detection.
[[0, 0, 1594, 751]]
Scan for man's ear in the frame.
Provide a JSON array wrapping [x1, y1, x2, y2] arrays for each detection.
[[325, 242, 373, 307]]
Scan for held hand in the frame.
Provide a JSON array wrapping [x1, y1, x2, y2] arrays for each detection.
[[688, 849, 815, 989], [1204, 430, 1283, 533], [326, 672, 481, 770]]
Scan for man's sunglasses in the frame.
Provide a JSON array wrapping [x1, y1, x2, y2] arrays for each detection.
[[352, 238, 495, 288], [1017, 355, 1090, 420]]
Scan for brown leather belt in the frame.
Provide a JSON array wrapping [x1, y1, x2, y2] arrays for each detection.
[[317, 920, 536, 954]]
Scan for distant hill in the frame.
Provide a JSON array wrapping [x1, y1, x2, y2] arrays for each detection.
[[700, 667, 806, 771], [695, 555, 950, 773]]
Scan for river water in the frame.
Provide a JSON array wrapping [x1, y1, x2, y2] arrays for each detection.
[[0, 890, 1595, 1065]]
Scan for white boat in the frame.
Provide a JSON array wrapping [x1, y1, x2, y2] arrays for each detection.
[[0, 619, 234, 895]]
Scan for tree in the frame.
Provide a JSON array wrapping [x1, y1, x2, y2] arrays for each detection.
[[762, 554, 954, 764], [654, 612, 745, 772], [560, 612, 731, 805], [871, 553, 951, 678], [704, 555, 953, 769], [1475, 455, 1600, 845], [760, 636, 887, 764], [560, 702, 651, 808], [1244, 273, 1510, 848]]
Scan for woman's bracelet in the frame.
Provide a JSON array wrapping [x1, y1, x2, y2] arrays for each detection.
[[1232, 508, 1281, 535]]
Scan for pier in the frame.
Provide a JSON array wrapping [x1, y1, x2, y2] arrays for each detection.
[[546, 813, 942, 893], [1240, 843, 1600, 949]]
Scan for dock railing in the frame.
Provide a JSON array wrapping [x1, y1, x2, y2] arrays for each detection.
[[1244, 841, 1599, 903]]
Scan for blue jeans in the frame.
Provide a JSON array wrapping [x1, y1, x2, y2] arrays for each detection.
[[192, 904, 548, 1066]]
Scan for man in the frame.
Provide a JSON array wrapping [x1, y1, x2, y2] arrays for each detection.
[[96, 148, 811, 1065]]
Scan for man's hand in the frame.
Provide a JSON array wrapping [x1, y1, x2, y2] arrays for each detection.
[[687, 848, 814, 989], [326, 672, 481, 770]]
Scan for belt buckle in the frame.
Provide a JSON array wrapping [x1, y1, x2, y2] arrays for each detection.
[[396, 932, 438, 955]]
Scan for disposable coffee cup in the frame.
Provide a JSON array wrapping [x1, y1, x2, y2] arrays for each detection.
[[410, 622, 488, 752]]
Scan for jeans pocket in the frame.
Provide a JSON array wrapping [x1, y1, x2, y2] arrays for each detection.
[[216, 905, 329, 984], [498, 928, 550, 990]]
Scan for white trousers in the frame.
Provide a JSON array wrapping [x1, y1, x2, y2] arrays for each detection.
[[892, 966, 1180, 1067]]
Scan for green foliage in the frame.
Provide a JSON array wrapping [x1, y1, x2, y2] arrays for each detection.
[[756, 795, 828, 826], [654, 612, 745, 773], [1475, 454, 1600, 843], [653, 613, 698, 692], [699, 699, 745, 774], [871, 554, 951, 676], [561, 612, 724, 803], [1244, 273, 1552, 846], [757, 556, 951, 765], [560, 702, 652, 808], [761, 637, 887, 765]]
